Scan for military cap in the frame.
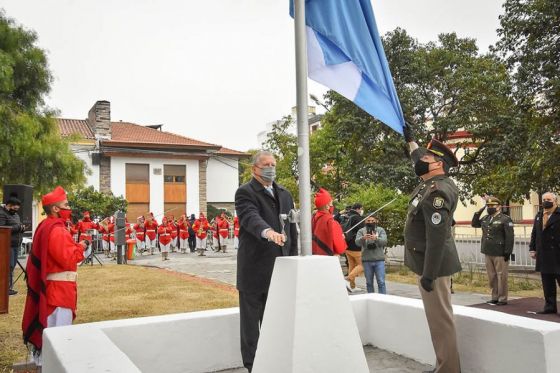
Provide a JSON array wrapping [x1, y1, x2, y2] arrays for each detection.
[[413, 138, 459, 167], [485, 197, 501, 205]]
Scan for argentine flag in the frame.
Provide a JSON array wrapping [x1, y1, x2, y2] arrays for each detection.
[[290, 0, 405, 134]]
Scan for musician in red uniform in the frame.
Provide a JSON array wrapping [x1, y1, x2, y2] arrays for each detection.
[[76, 211, 98, 261], [144, 213, 158, 255], [233, 216, 240, 249], [158, 217, 172, 260], [193, 213, 210, 256], [177, 215, 190, 253], [311, 188, 347, 256], [22, 186, 87, 366], [214, 212, 230, 253], [168, 215, 178, 252], [133, 216, 146, 254], [107, 216, 116, 259]]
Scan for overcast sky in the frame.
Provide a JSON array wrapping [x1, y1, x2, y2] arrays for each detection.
[[1, 0, 504, 152]]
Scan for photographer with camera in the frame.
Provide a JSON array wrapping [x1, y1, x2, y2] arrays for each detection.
[[355, 215, 387, 294], [0, 197, 26, 296]]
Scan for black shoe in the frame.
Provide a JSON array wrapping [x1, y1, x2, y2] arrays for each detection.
[[486, 300, 499, 305], [496, 301, 508, 306], [536, 309, 557, 315], [9, 289, 18, 296]]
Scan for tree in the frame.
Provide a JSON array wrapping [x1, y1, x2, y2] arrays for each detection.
[[0, 11, 86, 196], [492, 0, 560, 199], [312, 30, 520, 202], [67, 186, 127, 222], [338, 183, 408, 247]]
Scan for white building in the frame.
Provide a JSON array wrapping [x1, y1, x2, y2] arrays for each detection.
[[58, 100, 248, 219]]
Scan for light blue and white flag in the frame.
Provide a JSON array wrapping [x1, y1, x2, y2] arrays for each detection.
[[290, 0, 405, 134]]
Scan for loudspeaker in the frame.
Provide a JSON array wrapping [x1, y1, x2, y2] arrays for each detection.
[[3, 184, 33, 230]]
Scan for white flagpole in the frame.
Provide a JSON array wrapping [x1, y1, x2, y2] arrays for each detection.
[[294, 0, 312, 256]]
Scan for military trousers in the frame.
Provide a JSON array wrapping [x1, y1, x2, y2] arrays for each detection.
[[485, 255, 509, 302], [418, 276, 461, 373]]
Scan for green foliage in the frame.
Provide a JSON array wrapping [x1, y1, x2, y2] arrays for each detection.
[[338, 183, 409, 247], [67, 186, 127, 222], [0, 11, 86, 196], [239, 149, 258, 185]]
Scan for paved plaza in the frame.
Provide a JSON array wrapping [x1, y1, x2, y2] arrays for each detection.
[[128, 248, 492, 306]]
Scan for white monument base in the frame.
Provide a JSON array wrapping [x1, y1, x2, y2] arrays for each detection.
[[252, 256, 369, 373]]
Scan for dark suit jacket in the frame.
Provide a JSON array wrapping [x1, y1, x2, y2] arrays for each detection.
[[235, 178, 298, 293], [530, 207, 560, 274]]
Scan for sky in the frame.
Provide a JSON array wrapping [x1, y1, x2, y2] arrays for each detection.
[[0, 0, 505, 152]]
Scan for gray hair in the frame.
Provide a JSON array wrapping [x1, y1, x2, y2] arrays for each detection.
[[543, 192, 558, 202], [252, 150, 275, 166]]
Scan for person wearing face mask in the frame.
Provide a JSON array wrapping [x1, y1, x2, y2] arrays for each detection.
[[0, 197, 26, 296], [529, 192, 560, 314], [471, 197, 514, 305], [311, 188, 347, 256], [355, 215, 387, 294], [343, 203, 365, 292], [404, 135, 462, 373], [22, 186, 88, 366], [235, 150, 298, 373]]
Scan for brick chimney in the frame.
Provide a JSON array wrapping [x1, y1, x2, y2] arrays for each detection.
[[87, 100, 111, 139]]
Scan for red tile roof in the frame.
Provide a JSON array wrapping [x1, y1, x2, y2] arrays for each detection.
[[217, 146, 250, 157], [107, 122, 220, 148], [58, 119, 94, 139], [56, 118, 248, 156]]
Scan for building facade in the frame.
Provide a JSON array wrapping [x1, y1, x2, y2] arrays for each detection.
[[58, 100, 248, 220]]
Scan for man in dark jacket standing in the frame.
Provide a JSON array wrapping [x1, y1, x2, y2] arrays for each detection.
[[235, 150, 298, 372], [471, 197, 514, 305], [529, 192, 560, 314], [0, 197, 25, 295], [344, 203, 364, 291]]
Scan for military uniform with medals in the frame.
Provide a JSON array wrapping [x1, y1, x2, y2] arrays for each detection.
[[404, 138, 461, 373]]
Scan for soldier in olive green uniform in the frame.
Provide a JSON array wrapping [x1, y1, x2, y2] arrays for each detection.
[[471, 197, 514, 305], [404, 137, 462, 373]]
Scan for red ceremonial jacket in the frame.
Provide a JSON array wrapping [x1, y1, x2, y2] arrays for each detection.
[[233, 217, 240, 237], [144, 220, 158, 240], [177, 220, 190, 239], [214, 217, 229, 239], [193, 219, 209, 239], [22, 216, 84, 349], [311, 210, 347, 256], [77, 218, 98, 241], [133, 223, 145, 241], [158, 223, 172, 245]]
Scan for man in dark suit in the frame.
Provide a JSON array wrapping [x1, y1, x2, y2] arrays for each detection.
[[529, 192, 560, 314], [235, 150, 298, 372]]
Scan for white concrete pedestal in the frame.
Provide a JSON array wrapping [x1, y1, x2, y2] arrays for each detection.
[[252, 256, 369, 373]]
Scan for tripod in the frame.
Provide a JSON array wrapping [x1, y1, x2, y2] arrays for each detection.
[[81, 237, 103, 266], [13, 258, 27, 285]]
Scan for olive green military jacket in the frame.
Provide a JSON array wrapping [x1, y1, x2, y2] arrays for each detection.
[[471, 212, 514, 257], [404, 175, 462, 279]]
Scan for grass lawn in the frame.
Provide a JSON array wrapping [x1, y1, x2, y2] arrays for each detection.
[[0, 265, 238, 372], [386, 264, 544, 298]]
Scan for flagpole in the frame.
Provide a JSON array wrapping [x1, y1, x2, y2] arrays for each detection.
[[294, 0, 312, 256]]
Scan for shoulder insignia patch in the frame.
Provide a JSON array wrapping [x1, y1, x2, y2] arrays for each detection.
[[433, 196, 444, 209], [431, 212, 442, 225]]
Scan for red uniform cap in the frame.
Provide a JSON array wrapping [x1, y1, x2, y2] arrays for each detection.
[[314, 188, 332, 209], [42, 186, 67, 206]]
